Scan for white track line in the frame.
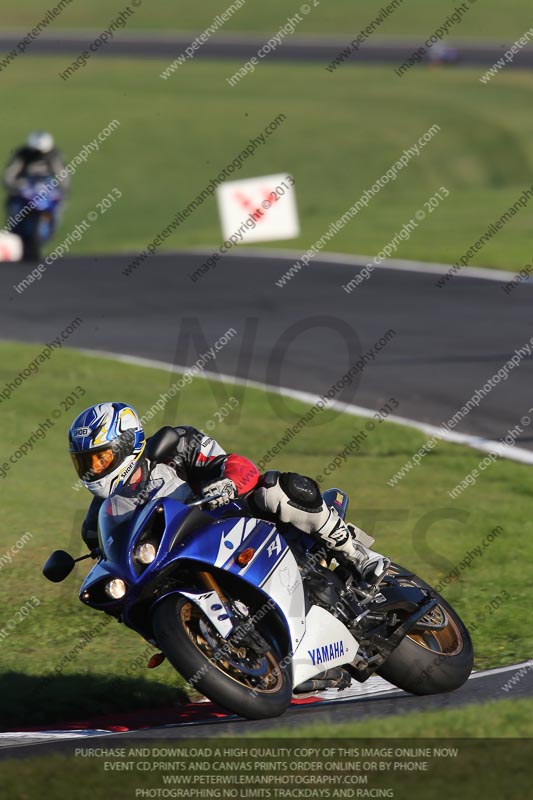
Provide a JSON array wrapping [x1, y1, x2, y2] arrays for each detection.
[[3, 663, 531, 745], [82, 247, 525, 284], [74, 346, 533, 466], [469, 659, 533, 679], [0, 730, 123, 747], [184, 247, 523, 284]]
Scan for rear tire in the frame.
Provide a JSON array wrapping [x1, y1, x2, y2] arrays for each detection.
[[153, 594, 292, 719], [377, 567, 474, 695]]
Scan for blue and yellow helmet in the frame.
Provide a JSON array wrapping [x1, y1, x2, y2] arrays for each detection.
[[68, 402, 145, 498]]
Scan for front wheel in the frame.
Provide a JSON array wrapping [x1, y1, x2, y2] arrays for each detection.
[[377, 566, 474, 695], [22, 229, 41, 260], [152, 594, 292, 719]]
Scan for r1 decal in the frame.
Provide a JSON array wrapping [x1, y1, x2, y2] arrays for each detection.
[[267, 534, 282, 558]]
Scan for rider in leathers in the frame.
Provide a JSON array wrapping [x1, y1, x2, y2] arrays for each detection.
[[3, 131, 69, 197], [69, 403, 389, 586]]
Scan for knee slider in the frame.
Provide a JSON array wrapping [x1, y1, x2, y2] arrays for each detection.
[[279, 472, 323, 512]]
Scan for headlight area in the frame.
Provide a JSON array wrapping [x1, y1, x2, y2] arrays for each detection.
[[81, 576, 129, 606], [134, 541, 157, 565], [105, 578, 127, 599], [130, 504, 166, 574]]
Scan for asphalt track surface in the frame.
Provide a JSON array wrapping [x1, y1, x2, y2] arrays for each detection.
[[1, 252, 532, 448], [1, 251, 532, 746], [2, 32, 533, 69], [0, 664, 531, 753]]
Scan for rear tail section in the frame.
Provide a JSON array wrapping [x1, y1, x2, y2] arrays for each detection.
[[322, 487, 349, 520]]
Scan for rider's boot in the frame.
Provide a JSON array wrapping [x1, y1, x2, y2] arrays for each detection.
[[316, 508, 390, 584]]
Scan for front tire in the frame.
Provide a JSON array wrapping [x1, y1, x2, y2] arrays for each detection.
[[152, 594, 292, 719], [22, 229, 41, 260], [377, 567, 474, 695]]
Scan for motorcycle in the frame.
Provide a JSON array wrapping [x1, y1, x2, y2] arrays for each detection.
[[7, 176, 63, 260], [43, 429, 474, 720]]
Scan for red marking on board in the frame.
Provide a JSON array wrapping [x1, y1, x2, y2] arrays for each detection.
[[234, 191, 264, 222], [233, 187, 280, 224]]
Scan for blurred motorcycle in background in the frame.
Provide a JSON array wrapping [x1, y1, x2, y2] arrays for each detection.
[[7, 176, 64, 260]]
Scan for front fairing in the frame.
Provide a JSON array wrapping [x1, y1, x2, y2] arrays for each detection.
[[9, 182, 62, 238], [80, 487, 190, 611], [20, 179, 63, 208], [79, 491, 308, 647], [81, 494, 280, 610]]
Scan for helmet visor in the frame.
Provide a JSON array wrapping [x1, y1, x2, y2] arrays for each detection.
[[70, 444, 121, 483]]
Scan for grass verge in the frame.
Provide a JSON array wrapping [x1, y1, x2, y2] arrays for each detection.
[[0, 342, 530, 727], [3, 0, 533, 39], [262, 697, 533, 738], [1, 60, 533, 269]]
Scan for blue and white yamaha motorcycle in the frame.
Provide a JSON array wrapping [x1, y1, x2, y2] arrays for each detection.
[[7, 176, 63, 260], [44, 432, 473, 719]]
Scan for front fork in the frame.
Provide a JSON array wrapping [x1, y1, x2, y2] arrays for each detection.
[[198, 570, 228, 600], [195, 571, 270, 656]]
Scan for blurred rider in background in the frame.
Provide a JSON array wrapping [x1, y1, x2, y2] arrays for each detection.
[[3, 131, 68, 257], [3, 131, 69, 200]]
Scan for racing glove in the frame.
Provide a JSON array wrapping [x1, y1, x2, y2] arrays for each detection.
[[201, 477, 237, 509]]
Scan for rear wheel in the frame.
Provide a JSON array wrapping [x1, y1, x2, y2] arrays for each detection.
[[152, 594, 292, 719], [377, 567, 474, 695]]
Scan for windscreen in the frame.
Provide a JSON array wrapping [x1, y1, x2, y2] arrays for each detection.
[[97, 477, 167, 561]]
